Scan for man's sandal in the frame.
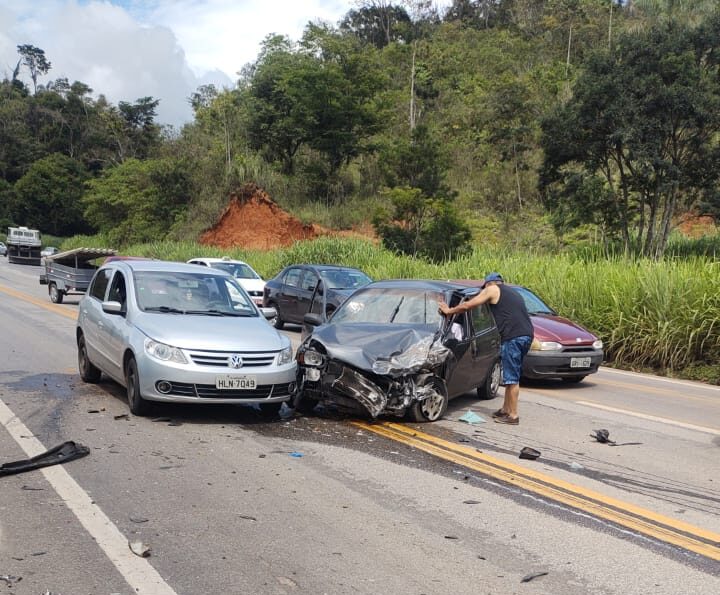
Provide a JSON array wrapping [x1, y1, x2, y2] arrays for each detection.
[[494, 415, 519, 425], [491, 409, 507, 419]]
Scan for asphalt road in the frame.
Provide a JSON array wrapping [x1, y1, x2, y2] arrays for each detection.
[[1, 257, 718, 595]]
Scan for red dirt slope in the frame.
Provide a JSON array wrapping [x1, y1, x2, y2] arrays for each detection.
[[199, 183, 325, 250]]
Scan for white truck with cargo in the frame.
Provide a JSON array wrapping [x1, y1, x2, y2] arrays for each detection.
[[7, 226, 42, 265]]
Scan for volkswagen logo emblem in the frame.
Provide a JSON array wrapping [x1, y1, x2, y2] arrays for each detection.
[[229, 354, 244, 369]]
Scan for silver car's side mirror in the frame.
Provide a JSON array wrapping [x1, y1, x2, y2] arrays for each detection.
[[102, 300, 123, 315], [259, 307, 277, 320]]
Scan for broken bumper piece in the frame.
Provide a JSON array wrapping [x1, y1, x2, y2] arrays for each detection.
[[0, 441, 90, 477], [331, 367, 387, 418]]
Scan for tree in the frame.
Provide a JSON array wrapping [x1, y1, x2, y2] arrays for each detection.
[[84, 158, 194, 244], [246, 30, 383, 180], [17, 45, 51, 94], [117, 97, 161, 160], [0, 79, 35, 182], [13, 153, 89, 236], [443, 0, 504, 29], [373, 125, 472, 261], [340, 3, 412, 47], [628, 0, 717, 25], [540, 18, 720, 257], [189, 84, 219, 113]]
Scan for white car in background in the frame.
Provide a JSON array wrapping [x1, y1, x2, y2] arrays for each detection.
[[187, 257, 265, 306]]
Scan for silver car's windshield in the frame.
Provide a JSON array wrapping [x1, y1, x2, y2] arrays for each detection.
[[134, 271, 257, 316], [211, 262, 260, 280], [331, 288, 444, 326], [319, 269, 371, 290]]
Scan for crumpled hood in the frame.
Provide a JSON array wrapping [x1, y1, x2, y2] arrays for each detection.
[[531, 314, 597, 344], [309, 323, 449, 376], [133, 312, 287, 351]]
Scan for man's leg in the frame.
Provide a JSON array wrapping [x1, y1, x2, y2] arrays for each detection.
[[502, 383, 520, 419]]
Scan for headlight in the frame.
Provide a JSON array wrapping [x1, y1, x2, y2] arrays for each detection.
[[530, 339, 562, 351], [301, 349, 323, 367], [144, 338, 188, 364], [593, 339, 603, 349], [278, 345, 293, 365]]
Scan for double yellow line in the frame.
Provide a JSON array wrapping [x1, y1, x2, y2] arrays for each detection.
[[354, 420, 720, 561], [0, 283, 77, 320]]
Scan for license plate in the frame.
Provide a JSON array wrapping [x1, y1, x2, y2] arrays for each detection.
[[215, 375, 256, 389], [570, 357, 591, 369]]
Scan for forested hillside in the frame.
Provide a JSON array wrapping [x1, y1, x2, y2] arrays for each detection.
[[2, 0, 719, 260]]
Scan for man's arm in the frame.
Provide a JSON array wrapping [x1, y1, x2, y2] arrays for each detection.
[[438, 285, 499, 316]]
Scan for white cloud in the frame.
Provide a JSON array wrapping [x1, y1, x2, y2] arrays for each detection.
[[0, 0, 351, 126], [0, 0, 451, 126]]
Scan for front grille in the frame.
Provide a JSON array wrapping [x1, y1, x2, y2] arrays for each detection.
[[188, 350, 277, 367], [561, 346, 597, 353], [163, 382, 294, 399], [247, 290, 263, 297]]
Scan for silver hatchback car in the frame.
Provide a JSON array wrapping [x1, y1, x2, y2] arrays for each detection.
[[76, 260, 297, 416]]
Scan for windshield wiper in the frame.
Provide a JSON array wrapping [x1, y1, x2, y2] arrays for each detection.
[[144, 306, 185, 314], [388, 296, 405, 323]]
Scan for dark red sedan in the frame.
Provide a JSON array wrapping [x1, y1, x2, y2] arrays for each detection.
[[456, 281, 603, 383]]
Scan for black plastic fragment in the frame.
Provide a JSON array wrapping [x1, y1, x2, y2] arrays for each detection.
[[590, 429, 616, 444], [0, 441, 90, 477], [0, 575, 21, 586], [521, 571, 548, 583], [519, 447, 540, 460]]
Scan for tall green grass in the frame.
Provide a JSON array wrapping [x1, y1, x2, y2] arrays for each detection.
[[59, 234, 720, 383]]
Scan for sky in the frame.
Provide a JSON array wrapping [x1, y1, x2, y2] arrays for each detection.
[[0, 0, 375, 127]]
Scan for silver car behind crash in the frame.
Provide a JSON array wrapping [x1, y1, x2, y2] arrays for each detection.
[[76, 260, 296, 416]]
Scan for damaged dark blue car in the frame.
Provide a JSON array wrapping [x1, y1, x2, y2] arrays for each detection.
[[295, 280, 502, 422]]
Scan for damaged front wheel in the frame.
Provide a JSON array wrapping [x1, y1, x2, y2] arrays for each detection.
[[408, 377, 448, 422]]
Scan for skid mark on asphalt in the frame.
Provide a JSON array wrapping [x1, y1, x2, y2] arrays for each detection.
[[355, 420, 720, 562]]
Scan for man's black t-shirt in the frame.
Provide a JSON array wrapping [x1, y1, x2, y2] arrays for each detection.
[[489, 285, 533, 342]]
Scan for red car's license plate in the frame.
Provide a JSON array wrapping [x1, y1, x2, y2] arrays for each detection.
[[570, 357, 591, 368]]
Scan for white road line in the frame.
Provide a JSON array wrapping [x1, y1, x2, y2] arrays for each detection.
[[0, 398, 178, 595], [576, 400, 720, 436], [600, 367, 720, 392]]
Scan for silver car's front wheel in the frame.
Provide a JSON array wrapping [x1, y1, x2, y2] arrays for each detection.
[[78, 334, 101, 383], [125, 356, 150, 416]]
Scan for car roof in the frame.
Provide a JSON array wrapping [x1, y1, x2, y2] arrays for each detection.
[[188, 257, 250, 265], [364, 279, 475, 292], [453, 279, 521, 290], [109, 260, 231, 276], [285, 264, 368, 273]]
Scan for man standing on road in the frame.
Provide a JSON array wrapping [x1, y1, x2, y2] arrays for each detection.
[[438, 272, 533, 425]]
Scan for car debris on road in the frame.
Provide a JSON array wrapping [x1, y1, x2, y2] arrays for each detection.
[[0, 441, 89, 477]]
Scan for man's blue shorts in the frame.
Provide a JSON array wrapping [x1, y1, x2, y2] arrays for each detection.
[[500, 336, 532, 385]]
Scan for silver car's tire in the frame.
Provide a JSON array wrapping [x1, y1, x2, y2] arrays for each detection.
[[78, 334, 101, 383], [125, 357, 150, 416], [477, 360, 501, 400], [408, 377, 448, 422]]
